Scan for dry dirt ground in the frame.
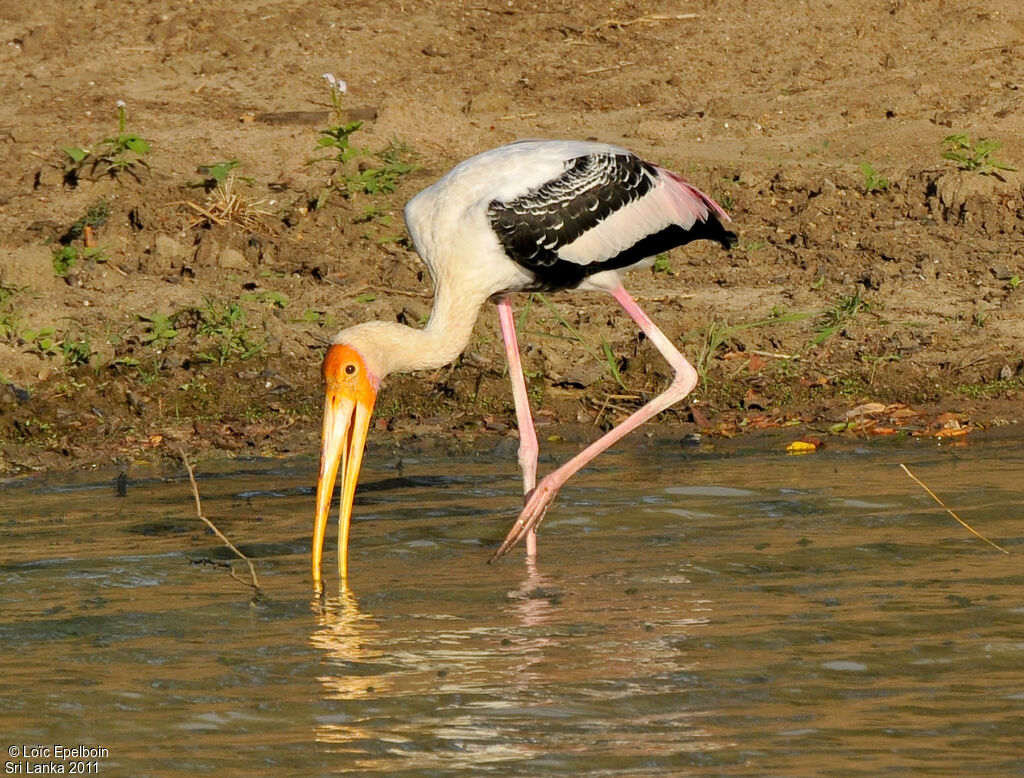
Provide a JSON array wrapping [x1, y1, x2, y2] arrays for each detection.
[[1, 0, 1023, 473]]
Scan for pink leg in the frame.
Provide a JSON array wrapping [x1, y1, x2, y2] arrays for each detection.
[[490, 284, 698, 561], [496, 296, 539, 557]]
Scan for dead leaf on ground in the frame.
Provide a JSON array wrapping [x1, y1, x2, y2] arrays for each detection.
[[800, 376, 831, 388], [743, 388, 768, 409], [689, 404, 711, 429], [934, 425, 972, 438], [845, 402, 887, 418]]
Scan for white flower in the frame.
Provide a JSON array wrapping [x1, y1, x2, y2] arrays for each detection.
[[116, 99, 126, 108], [322, 73, 347, 94]]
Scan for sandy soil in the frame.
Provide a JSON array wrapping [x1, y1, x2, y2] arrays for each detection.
[[1, 0, 1022, 473]]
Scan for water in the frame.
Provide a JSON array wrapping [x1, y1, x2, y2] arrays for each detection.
[[1, 437, 1022, 776]]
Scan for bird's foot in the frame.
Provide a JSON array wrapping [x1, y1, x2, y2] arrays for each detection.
[[489, 479, 558, 562]]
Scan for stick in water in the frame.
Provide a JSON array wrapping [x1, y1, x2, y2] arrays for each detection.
[[899, 463, 1009, 554], [180, 449, 264, 592]]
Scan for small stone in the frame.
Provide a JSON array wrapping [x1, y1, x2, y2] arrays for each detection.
[[148, 234, 187, 273], [218, 248, 249, 269]]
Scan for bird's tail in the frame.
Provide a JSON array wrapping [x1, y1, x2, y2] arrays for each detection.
[[656, 167, 737, 249]]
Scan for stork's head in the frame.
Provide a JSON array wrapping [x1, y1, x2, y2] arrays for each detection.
[[313, 340, 380, 592]]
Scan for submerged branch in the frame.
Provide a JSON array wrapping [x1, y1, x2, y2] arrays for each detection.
[[180, 448, 264, 594]]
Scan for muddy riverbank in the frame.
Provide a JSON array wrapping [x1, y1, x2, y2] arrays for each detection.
[[1, 0, 1022, 473]]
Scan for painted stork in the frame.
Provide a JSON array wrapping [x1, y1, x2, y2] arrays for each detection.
[[313, 139, 736, 591]]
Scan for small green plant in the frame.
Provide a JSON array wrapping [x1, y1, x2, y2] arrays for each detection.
[[193, 299, 265, 364], [19, 324, 94, 367], [62, 101, 151, 181], [309, 75, 416, 208], [139, 312, 178, 350], [693, 310, 812, 386], [312, 75, 362, 166], [1008, 275, 1021, 290], [52, 247, 77, 276], [955, 375, 1024, 399], [941, 133, 1016, 176], [60, 334, 94, 367], [189, 159, 252, 189], [859, 162, 889, 193], [354, 203, 391, 224], [22, 326, 60, 358], [652, 254, 674, 275], [51, 245, 106, 277], [312, 116, 363, 209], [316, 121, 363, 165], [812, 291, 871, 346], [296, 308, 339, 328], [345, 139, 417, 197], [179, 376, 210, 394], [599, 339, 625, 388], [241, 290, 289, 308]]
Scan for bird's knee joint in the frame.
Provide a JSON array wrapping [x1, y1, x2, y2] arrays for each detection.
[[670, 366, 699, 394]]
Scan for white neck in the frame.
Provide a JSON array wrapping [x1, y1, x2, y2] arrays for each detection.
[[336, 285, 490, 380]]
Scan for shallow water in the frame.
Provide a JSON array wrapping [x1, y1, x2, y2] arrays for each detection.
[[1, 436, 1022, 776]]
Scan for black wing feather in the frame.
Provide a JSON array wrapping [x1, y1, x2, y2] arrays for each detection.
[[488, 152, 734, 292], [488, 153, 652, 269]]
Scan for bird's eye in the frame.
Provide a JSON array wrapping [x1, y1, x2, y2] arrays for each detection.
[[344, 363, 357, 375]]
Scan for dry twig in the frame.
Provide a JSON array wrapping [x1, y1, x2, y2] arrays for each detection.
[[180, 448, 265, 592], [584, 61, 636, 75], [592, 393, 642, 426], [574, 13, 700, 41], [750, 349, 801, 360], [900, 463, 1009, 554], [184, 173, 271, 230]]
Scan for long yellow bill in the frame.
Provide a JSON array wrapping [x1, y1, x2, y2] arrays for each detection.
[[313, 345, 377, 593]]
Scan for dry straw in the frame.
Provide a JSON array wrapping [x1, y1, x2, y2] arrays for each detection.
[[900, 463, 1009, 554]]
